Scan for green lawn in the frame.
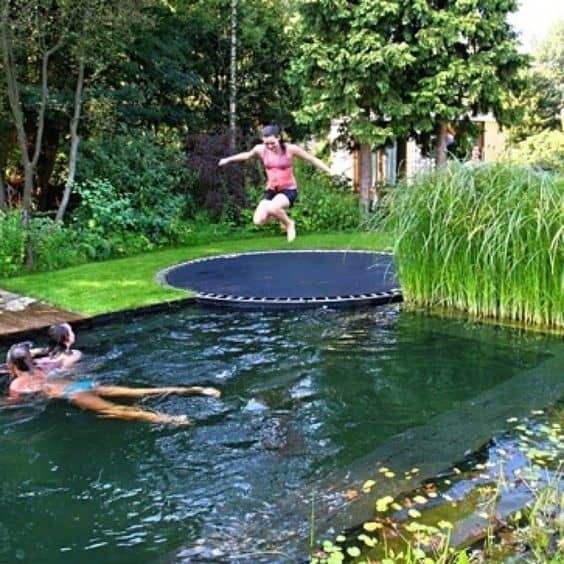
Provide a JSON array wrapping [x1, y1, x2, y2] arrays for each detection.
[[0, 232, 390, 316]]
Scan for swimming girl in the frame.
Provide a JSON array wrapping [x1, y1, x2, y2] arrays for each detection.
[[6, 342, 220, 425], [33, 322, 83, 372], [218, 124, 332, 242]]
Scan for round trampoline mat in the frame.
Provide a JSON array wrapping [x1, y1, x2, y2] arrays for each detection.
[[159, 250, 401, 309]]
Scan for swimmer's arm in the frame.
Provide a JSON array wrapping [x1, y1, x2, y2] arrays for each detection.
[[63, 349, 83, 367], [218, 145, 261, 166], [30, 346, 49, 358], [5, 389, 19, 403]]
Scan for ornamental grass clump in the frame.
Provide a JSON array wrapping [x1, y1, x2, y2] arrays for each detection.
[[384, 162, 563, 330]]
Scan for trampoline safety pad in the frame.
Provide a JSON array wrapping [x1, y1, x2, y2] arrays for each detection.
[[158, 250, 402, 309]]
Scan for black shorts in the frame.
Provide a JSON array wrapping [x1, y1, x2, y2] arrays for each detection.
[[262, 189, 298, 208]]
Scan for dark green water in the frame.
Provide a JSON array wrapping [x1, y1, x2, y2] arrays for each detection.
[[0, 306, 562, 563]]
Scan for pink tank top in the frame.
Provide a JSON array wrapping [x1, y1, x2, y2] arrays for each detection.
[[260, 146, 297, 191]]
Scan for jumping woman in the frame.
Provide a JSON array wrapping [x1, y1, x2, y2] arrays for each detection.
[[218, 125, 332, 242]]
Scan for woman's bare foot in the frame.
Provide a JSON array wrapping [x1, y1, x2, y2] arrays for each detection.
[[287, 221, 296, 242]]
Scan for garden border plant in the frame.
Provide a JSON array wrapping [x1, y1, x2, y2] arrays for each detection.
[[381, 162, 563, 331]]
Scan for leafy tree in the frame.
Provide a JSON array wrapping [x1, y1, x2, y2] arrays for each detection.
[[105, 0, 299, 137], [510, 20, 563, 141], [0, 0, 148, 219], [291, 0, 528, 165]]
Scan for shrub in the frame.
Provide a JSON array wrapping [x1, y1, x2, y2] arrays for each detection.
[[28, 217, 85, 271], [0, 211, 87, 276], [185, 130, 248, 221], [0, 210, 25, 277], [75, 131, 192, 243], [508, 129, 564, 173]]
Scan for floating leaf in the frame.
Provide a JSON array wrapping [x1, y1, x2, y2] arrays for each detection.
[[413, 495, 428, 504], [363, 521, 383, 532], [506, 417, 518, 423], [408, 508, 422, 518], [379, 467, 390, 474], [362, 479, 376, 491], [357, 533, 377, 547], [438, 520, 453, 529], [376, 495, 394, 512], [391, 502, 403, 511], [335, 535, 346, 542], [346, 546, 361, 557], [327, 552, 344, 564], [384, 471, 396, 478]]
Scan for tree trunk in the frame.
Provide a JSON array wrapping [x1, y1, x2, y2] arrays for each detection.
[[396, 137, 407, 179], [359, 143, 372, 213], [0, 169, 5, 209], [1, 3, 61, 268], [229, 0, 237, 152], [36, 119, 62, 211], [57, 57, 84, 222], [435, 121, 449, 167]]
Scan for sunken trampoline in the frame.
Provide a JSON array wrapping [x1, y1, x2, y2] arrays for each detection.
[[160, 250, 402, 310]]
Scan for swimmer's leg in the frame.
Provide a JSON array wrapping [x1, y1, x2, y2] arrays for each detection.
[[68, 392, 190, 425], [95, 385, 221, 399]]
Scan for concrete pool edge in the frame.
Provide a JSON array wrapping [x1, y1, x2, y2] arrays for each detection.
[[0, 296, 198, 344]]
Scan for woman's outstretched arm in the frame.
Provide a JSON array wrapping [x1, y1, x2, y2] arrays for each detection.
[[218, 145, 260, 166], [290, 145, 332, 175]]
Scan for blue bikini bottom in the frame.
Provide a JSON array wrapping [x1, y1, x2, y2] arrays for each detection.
[[62, 379, 95, 398]]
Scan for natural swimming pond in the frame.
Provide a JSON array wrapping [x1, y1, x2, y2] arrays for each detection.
[[1, 305, 562, 563]]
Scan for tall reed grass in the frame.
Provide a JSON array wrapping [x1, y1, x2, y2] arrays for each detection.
[[383, 162, 563, 330]]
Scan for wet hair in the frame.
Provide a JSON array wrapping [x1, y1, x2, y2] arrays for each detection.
[[261, 124, 286, 153], [6, 342, 34, 373], [47, 323, 71, 356]]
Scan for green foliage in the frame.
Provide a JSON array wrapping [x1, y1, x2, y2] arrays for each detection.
[[27, 217, 85, 272], [74, 131, 192, 256], [0, 211, 87, 276], [382, 162, 563, 329], [510, 21, 564, 142], [291, 0, 527, 148], [509, 130, 564, 173], [0, 210, 25, 277], [104, 0, 299, 134]]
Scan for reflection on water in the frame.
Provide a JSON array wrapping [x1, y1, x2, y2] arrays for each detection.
[[0, 306, 561, 563]]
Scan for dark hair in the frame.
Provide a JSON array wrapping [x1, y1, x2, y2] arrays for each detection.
[[6, 342, 34, 372], [47, 324, 71, 357], [261, 124, 286, 153]]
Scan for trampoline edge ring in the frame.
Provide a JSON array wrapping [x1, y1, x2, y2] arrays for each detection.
[[157, 250, 402, 310]]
